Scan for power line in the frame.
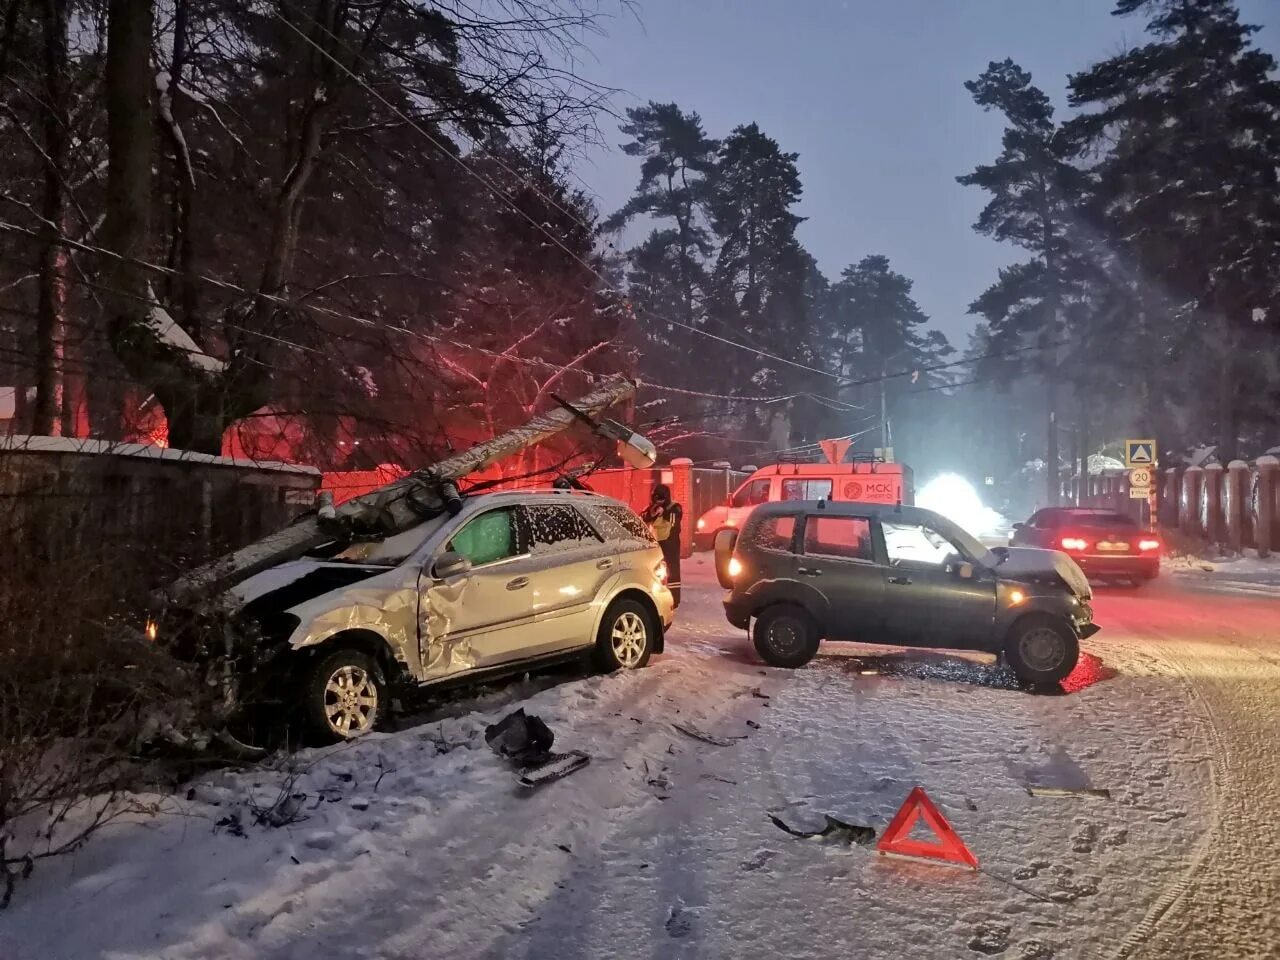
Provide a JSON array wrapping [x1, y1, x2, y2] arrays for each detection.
[[274, 2, 1076, 396], [269, 3, 874, 387]]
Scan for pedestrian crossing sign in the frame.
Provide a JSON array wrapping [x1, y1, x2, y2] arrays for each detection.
[[1125, 439, 1156, 468]]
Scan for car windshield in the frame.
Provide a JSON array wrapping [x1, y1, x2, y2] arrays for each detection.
[[913, 511, 998, 568], [320, 515, 448, 566]]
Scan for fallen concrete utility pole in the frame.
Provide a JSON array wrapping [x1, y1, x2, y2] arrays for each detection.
[[163, 377, 637, 605]]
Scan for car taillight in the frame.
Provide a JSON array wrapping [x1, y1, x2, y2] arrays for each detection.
[[1060, 537, 1088, 551], [145, 618, 158, 642], [696, 517, 706, 531], [654, 561, 668, 584], [727, 556, 743, 578], [1138, 538, 1160, 552]]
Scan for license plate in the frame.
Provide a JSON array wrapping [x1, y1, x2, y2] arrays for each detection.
[[1097, 541, 1129, 552]]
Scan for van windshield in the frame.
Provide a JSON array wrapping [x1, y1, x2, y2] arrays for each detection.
[[730, 479, 771, 508]]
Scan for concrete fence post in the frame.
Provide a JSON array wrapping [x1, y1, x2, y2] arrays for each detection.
[[1181, 466, 1203, 538], [1225, 460, 1249, 554], [1159, 468, 1179, 527], [1256, 456, 1278, 559], [1202, 463, 1224, 547]]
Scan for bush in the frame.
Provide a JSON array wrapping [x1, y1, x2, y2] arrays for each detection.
[[0, 512, 204, 905]]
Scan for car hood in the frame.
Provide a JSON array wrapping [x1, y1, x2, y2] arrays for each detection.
[[997, 546, 1092, 600], [230, 559, 389, 610]]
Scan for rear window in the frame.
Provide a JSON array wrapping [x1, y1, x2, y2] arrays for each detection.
[[582, 502, 654, 543], [804, 516, 873, 561], [1036, 510, 1135, 529], [781, 478, 833, 501], [752, 515, 797, 553]]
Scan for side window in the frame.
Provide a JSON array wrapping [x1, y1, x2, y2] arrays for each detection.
[[447, 508, 523, 567], [882, 520, 960, 567], [525, 504, 603, 554], [804, 516, 873, 561], [753, 515, 798, 553], [781, 478, 834, 501], [731, 478, 771, 508]]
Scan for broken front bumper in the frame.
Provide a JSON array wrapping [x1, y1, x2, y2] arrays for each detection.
[[1073, 601, 1100, 639]]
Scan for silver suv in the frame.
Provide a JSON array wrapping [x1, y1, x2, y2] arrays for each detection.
[[228, 490, 675, 741]]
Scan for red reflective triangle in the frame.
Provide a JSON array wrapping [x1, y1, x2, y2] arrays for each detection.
[[876, 786, 978, 869]]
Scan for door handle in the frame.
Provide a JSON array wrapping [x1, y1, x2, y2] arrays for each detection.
[[888, 576, 912, 585], [506, 576, 529, 591], [596, 558, 615, 570], [797, 567, 822, 577]]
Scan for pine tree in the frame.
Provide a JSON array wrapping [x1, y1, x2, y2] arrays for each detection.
[[605, 102, 717, 332], [706, 123, 809, 412], [1067, 0, 1280, 461], [958, 59, 1086, 503], [825, 255, 952, 454]]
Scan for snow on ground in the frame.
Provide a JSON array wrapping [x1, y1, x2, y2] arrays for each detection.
[[0, 562, 1253, 960], [1164, 549, 1280, 596]]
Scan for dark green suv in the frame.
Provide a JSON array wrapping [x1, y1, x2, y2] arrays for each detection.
[[716, 501, 1098, 685]]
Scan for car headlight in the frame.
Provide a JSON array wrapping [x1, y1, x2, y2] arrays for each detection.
[[696, 518, 706, 531]]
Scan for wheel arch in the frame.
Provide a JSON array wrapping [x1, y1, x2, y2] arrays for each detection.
[[743, 580, 829, 629], [597, 587, 664, 653], [300, 628, 407, 685]]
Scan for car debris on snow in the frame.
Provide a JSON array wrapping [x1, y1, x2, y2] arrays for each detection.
[[1025, 785, 1112, 800], [484, 709, 591, 788], [671, 722, 743, 746], [768, 813, 876, 846]]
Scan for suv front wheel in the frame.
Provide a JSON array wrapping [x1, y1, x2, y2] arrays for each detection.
[[753, 606, 820, 668], [1005, 616, 1079, 686], [304, 648, 388, 743]]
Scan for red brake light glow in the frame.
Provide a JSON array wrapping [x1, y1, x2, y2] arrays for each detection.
[[1060, 537, 1088, 551], [1138, 538, 1160, 552]]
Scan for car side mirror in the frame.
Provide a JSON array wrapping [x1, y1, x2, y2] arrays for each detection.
[[431, 551, 472, 580], [945, 555, 975, 580], [1011, 522, 1025, 531]]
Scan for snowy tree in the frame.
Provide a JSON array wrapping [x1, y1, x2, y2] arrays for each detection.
[[1067, 0, 1280, 461], [958, 59, 1088, 503]]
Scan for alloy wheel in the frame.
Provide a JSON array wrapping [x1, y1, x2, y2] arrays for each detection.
[[323, 664, 379, 737], [610, 611, 649, 668]]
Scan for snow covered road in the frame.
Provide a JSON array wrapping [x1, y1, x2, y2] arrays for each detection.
[[3, 561, 1277, 959]]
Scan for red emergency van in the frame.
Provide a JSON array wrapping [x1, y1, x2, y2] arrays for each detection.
[[693, 458, 914, 549]]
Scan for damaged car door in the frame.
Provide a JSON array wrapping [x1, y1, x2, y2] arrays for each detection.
[[417, 505, 540, 678], [520, 502, 607, 649]]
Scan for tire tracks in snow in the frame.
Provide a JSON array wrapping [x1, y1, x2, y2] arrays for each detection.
[[1096, 588, 1280, 960]]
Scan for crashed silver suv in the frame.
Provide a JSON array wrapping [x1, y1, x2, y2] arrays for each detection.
[[222, 490, 674, 741]]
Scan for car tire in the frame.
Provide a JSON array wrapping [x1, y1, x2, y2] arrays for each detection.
[[303, 648, 388, 744], [1005, 616, 1079, 686], [594, 599, 656, 672], [752, 606, 820, 668]]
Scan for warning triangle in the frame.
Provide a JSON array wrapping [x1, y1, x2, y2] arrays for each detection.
[[876, 786, 978, 869]]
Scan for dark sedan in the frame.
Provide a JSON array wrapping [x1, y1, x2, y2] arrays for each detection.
[[1010, 508, 1160, 584]]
